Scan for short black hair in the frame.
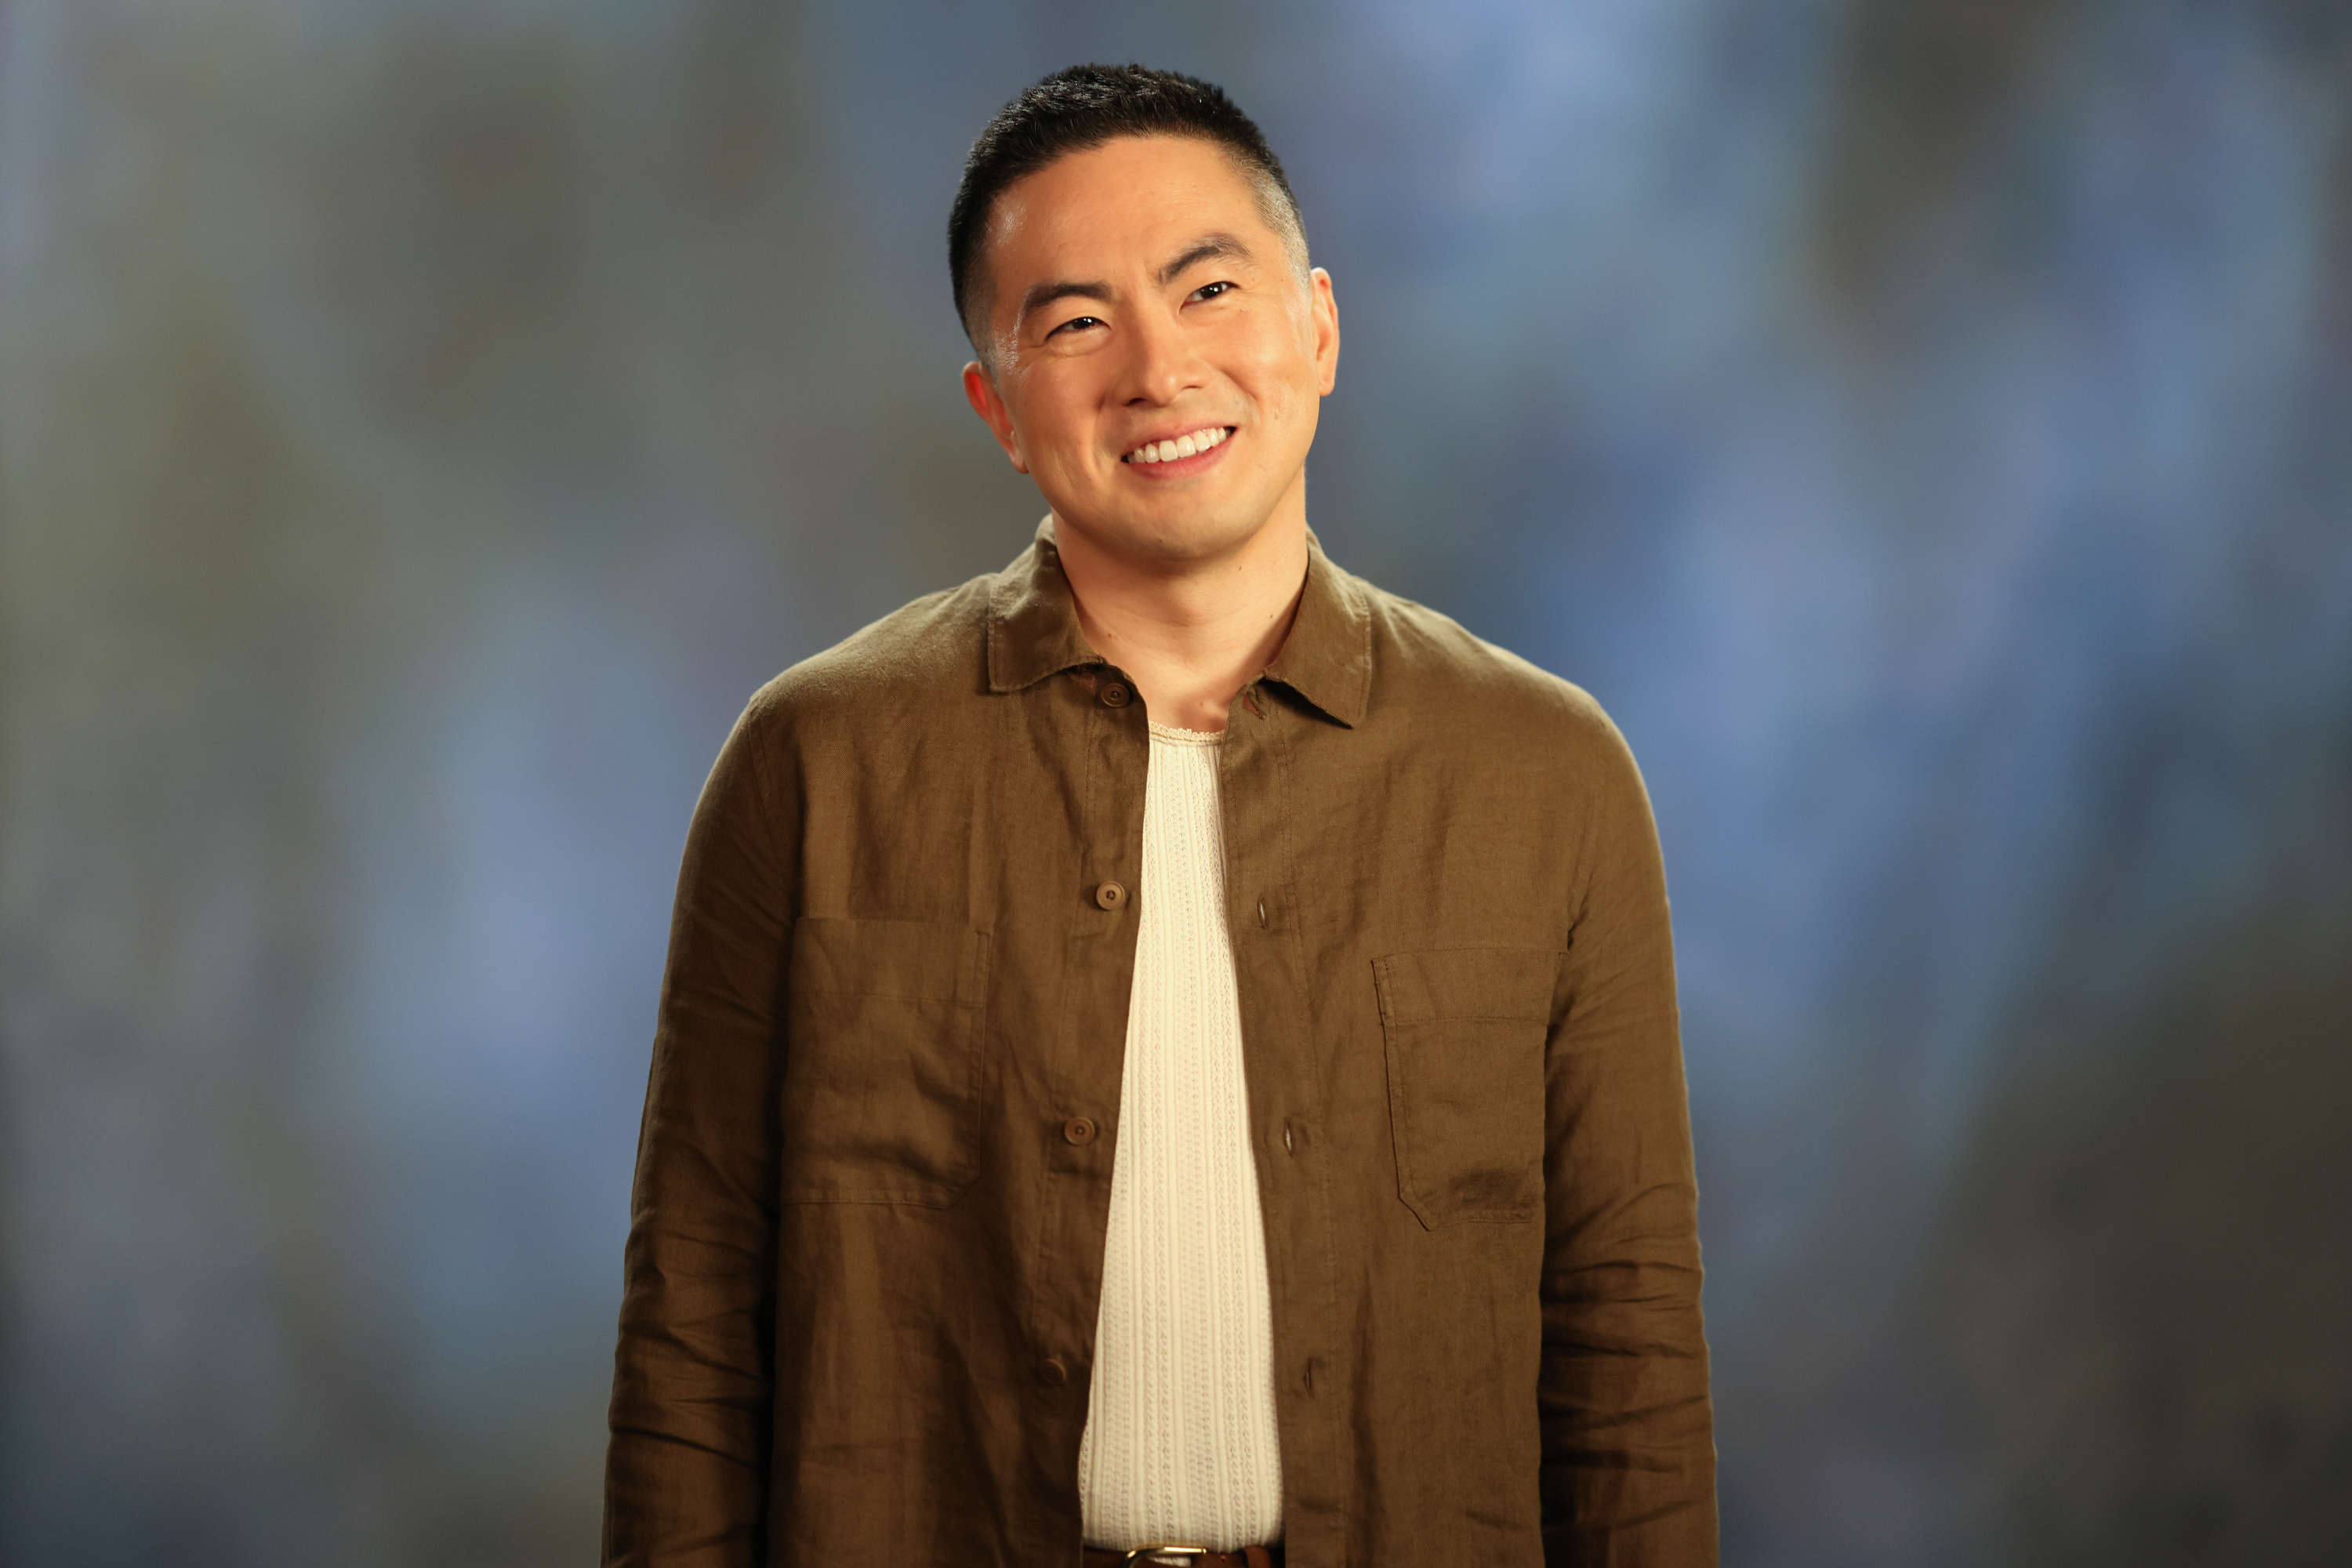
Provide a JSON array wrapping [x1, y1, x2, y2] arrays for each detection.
[[948, 64, 1308, 358]]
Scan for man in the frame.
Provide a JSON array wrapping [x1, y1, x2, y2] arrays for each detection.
[[605, 64, 1715, 1567]]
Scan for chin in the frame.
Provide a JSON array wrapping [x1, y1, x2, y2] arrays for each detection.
[[1049, 489, 1257, 563], [1130, 507, 1273, 564], [1140, 485, 1294, 554]]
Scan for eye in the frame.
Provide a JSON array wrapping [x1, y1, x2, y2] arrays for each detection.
[[1047, 314, 1105, 338], [1190, 281, 1236, 302]]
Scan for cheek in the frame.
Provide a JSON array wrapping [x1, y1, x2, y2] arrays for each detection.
[[1243, 350, 1321, 437], [1011, 372, 1108, 459], [1004, 403, 1069, 467], [1225, 321, 1322, 420]]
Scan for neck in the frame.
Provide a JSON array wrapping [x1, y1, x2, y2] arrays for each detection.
[[1051, 498, 1309, 734]]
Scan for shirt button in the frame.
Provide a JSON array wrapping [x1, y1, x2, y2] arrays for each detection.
[[1038, 1357, 1069, 1387], [1094, 880, 1127, 911], [1101, 681, 1131, 708], [1062, 1116, 1098, 1145], [1283, 1120, 1296, 1154]]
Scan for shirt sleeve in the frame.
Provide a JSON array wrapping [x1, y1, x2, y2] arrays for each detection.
[[604, 695, 796, 1567], [1539, 704, 1719, 1566]]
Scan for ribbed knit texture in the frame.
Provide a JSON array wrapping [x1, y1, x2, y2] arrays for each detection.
[[1077, 721, 1284, 1551]]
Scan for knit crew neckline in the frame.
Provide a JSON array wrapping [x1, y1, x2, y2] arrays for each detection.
[[1147, 720, 1225, 746]]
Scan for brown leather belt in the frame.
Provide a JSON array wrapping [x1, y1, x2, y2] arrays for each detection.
[[1080, 1547, 1283, 1568]]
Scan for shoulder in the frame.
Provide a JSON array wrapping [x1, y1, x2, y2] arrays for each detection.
[[739, 573, 996, 738], [1350, 572, 1626, 760]]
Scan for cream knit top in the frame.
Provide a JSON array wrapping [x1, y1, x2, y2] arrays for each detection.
[[1077, 720, 1285, 1550]]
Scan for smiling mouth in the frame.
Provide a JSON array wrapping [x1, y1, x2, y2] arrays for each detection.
[[1121, 425, 1234, 465]]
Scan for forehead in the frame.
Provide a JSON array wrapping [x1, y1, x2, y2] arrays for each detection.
[[984, 135, 1273, 281]]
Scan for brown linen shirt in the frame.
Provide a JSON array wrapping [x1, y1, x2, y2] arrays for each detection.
[[604, 522, 1717, 1567]]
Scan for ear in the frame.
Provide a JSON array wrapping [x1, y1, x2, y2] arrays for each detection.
[[1308, 267, 1340, 397], [962, 361, 1029, 474]]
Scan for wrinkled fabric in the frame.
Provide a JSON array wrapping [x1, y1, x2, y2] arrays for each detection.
[[604, 521, 1717, 1567]]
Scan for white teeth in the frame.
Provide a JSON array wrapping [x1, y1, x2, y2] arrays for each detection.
[[1125, 426, 1230, 463]]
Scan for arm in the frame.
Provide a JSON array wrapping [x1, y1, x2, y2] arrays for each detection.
[[604, 697, 796, 1567], [1539, 710, 1718, 1566]]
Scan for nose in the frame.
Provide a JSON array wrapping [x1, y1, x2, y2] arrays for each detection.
[[1116, 299, 1204, 408]]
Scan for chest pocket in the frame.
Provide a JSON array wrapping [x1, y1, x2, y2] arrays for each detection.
[[1374, 946, 1559, 1228], [781, 917, 990, 1205]]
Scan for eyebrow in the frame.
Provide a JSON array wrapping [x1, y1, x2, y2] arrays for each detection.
[[1017, 277, 1111, 326], [1014, 232, 1258, 330], [1156, 231, 1254, 285]]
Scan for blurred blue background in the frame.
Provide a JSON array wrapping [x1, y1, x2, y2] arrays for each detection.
[[2, 2, 2347, 1564]]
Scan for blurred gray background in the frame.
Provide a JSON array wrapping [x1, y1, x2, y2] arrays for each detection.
[[2, 2, 2347, 1564]]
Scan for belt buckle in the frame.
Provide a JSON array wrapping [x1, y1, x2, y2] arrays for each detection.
[[1122, 1549, 1212, 1567]]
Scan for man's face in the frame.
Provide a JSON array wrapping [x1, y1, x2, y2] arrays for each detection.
[[962, 135, 1339, 568]]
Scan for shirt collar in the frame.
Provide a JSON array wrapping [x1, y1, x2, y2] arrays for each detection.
[[986, 517, 1370, 729], [985, 519, 1102, 692]]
